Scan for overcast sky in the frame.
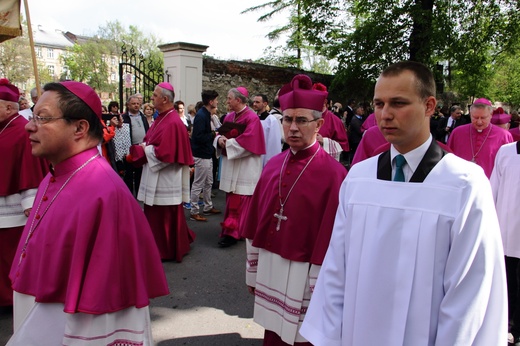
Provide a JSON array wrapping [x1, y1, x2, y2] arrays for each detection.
[[24, 0, 285, 60]]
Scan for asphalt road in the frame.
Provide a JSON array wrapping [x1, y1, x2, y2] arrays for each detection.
[[0, 190, 264, 345]]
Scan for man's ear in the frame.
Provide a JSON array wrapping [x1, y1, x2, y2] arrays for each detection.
[[315, 118, 325, 132], [425, 96, 437, 117], [74, 119, 90, 139]]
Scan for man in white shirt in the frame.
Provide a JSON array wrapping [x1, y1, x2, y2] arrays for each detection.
[[301, 61, 507, 346]]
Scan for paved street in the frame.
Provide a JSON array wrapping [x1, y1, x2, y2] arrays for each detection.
[[0, 190, 264, 345]]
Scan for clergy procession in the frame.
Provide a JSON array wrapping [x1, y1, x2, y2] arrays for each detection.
[[1, 60, 520, 345]]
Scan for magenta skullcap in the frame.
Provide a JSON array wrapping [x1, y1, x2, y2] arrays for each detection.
[[60, 81, 102, 119], [491, 112, 511, 125], [236, 86, 248, 98], [158, 82, 174, 92], [473, 98, 492, 106], [279, 74, 328, 112], [0, 78, 20, 103]]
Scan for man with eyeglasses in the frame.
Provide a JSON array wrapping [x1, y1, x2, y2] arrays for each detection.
[[8, 81, 168, 344], [0, 79, 46, 311], [242, 74, 347, 345]]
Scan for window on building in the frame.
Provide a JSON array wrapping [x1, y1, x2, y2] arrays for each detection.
[[111, 73, 116, 81], [62, 66, 70, 79], [47, 65, 55, 76], [47, 48, 54, 58], [36, 46, 42, 58], [111, 57, 116, 66]]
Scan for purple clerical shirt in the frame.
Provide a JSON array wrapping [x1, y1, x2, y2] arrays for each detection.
[[448, 124, 513, 178], [0, 114, 47, 196], [242, 141, 347, 264], [223, 108, 266, 155], [351, 126, 387, 166], [319, 110, 350, 151], [10, 148, 169, 314]]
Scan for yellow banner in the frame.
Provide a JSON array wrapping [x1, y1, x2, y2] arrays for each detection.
[[0, 0, 21, 43]]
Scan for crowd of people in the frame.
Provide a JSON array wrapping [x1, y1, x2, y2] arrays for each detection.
[[1, 59, 519, 345]]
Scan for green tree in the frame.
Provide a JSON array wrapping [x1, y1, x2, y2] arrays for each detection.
[[292, 0, 520, 100], [62, 21, 163, 96], [490, 53, 520, 109], [243, 0, 307, 68], [0, 18, 32, 84], [37, 62, 55, 85], [62, 41, 110, 91], [96, 21, 163, 64]]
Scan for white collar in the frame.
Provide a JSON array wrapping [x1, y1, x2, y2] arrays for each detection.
[[390, 135, 432, 174]]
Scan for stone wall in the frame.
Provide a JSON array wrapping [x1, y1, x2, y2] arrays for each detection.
[[200, 57, 334, 113]]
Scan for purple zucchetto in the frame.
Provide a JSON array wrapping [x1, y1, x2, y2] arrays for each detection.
[[60, 81, 102, 119], [473, 98, 492, 106], [236, 86, 249, 98], [279, 74, 328, 112], [0, 78, 20, 103], [158, 82, 174, 92]]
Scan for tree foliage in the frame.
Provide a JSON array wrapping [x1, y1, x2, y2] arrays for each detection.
[[0, 18, 32, 84], [255, 44, 334, 73], [490, 53, 520, 110], [243, 0, 313, 69], [257, 0, 520, 103], [62, 41, 110, 90], [96, 21, 163, 64], [61, 21, 163, 95]]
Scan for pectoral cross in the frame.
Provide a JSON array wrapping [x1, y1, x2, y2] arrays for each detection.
[[274, 207, 287, 231]]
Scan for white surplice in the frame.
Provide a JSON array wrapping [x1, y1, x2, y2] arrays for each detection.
[[321, 137, 343, 162], [215, 137, 263, 195], [9, 292, 153, 346], [260, 114, 282, 167], [490, 142, 520, 258], [301, 153, 507, 346], [138, 145, 191, 206], [246, 240, 319, 344]]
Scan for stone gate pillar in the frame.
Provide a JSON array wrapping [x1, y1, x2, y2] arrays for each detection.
[[158, 42, 208, 106]]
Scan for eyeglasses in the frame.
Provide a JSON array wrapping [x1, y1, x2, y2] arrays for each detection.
[[282, 116, 319, 127], [28, 115, 68, 125]]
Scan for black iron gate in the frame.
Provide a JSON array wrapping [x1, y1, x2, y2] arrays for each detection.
[[118, 43, 165, 109]]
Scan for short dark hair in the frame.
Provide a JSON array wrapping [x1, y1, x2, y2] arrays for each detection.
[[108, 101, 119, 111], [201, 90, 219, 106], [174, 100, 185, 110], [380, 61, 436, 99], [273, 96, 280, 108], [43, 82, 103, 141], [450, 105, 461, 113], [254, 94, 268, 103]]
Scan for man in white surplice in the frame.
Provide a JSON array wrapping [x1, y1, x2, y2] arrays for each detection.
[[300, 61, 507, 346], [490, 141, 520, 344]]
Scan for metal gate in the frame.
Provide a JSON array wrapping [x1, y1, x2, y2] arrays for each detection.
[[118, 43, 165, 109]]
